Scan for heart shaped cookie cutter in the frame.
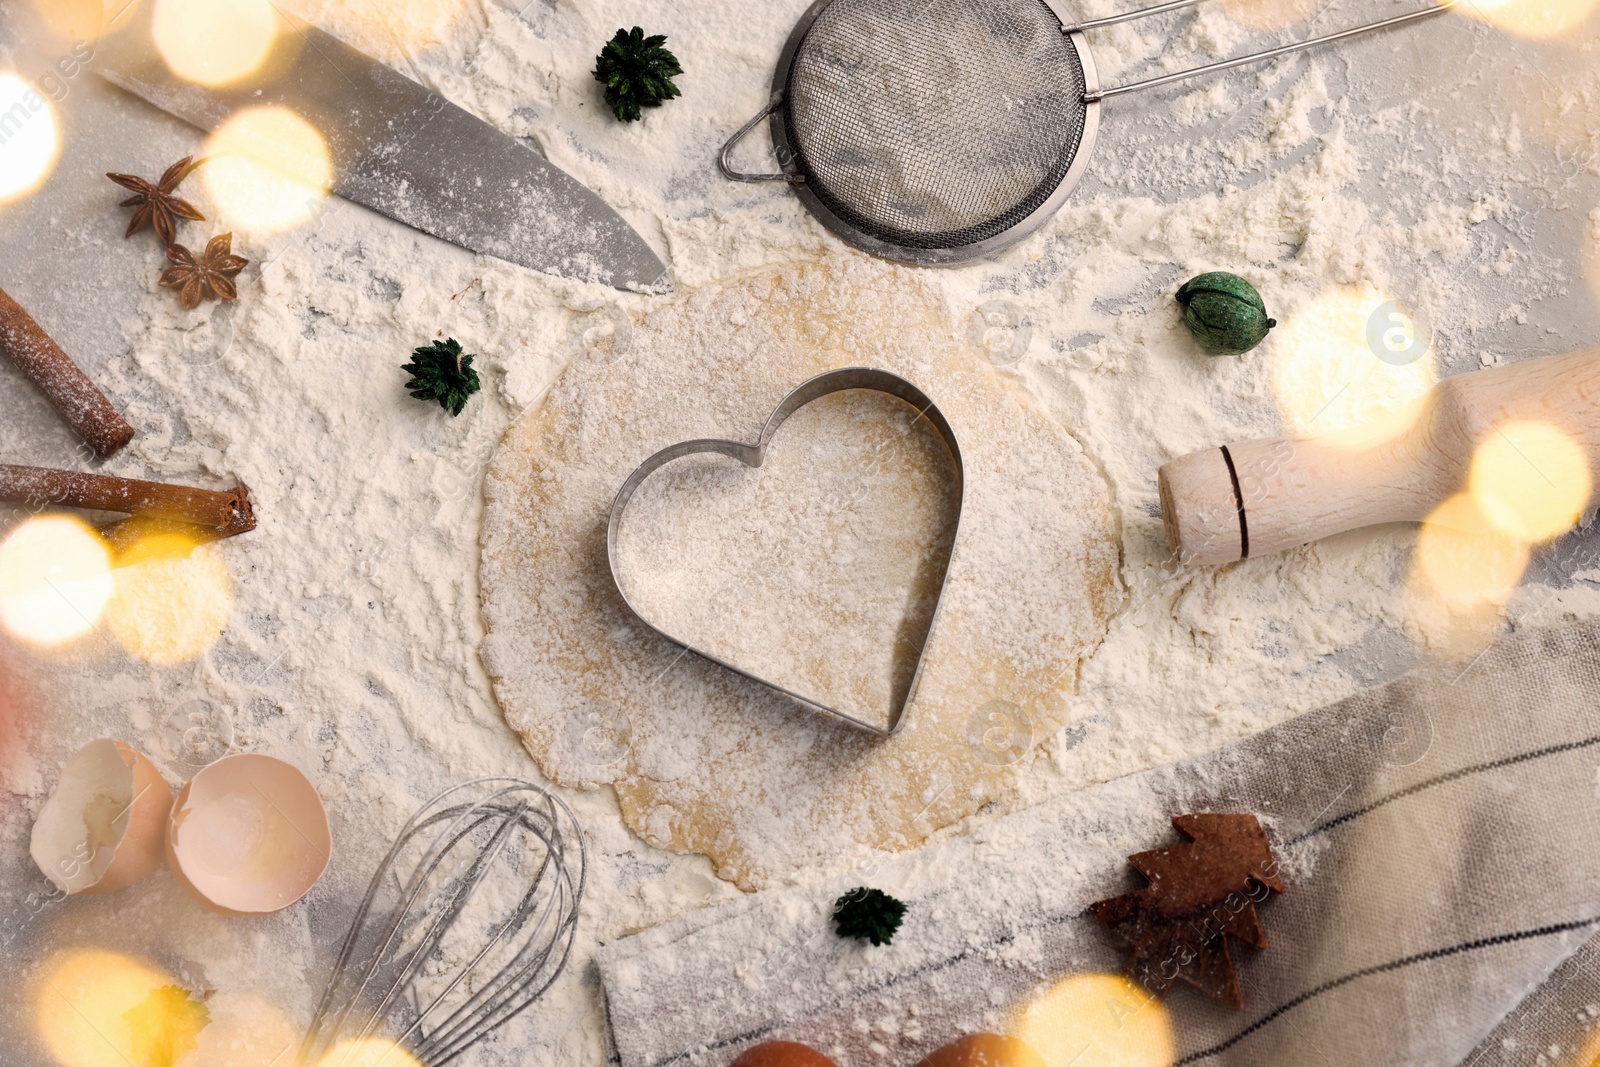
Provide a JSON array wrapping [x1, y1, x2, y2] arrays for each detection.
[[606, 367, 964, 737]]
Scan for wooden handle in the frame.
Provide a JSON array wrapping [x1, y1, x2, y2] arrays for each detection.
[[1160, 348, 1600, 565]]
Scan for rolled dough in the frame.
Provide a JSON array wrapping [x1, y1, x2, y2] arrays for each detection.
[[480, 257, 1122, 888]]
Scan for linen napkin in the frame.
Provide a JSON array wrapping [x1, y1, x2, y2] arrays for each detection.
[[596, 622, 1600, 1066]]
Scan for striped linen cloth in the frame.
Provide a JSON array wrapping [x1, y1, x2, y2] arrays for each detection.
[[596, 623, 1600, 1066]]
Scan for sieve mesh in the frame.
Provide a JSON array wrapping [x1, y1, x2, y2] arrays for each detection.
[[784, 0, 1088, 251]]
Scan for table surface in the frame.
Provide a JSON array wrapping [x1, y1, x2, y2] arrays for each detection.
[[1, 2, 1599, 1065]]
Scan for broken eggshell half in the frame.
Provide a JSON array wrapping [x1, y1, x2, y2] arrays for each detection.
[[30, 739, 175, 895], [166, 753, 330, 917]]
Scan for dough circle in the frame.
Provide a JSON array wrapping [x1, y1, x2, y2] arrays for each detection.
[[480, 257, 1121, 888]]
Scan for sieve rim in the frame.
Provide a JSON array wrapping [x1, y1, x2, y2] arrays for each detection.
[[768, 0, 1104, 267]]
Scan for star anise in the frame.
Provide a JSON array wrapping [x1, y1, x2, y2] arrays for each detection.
[[107, 156, 208, 245], [160, 234, 249, 311]]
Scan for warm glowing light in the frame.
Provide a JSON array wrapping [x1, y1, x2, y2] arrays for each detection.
[[34, 949, 177, 1067], [106, 532, 232, 666], [1271, 287, 1437, 448], [1414, 494, 1531, 609], [1406, 492, 1536, 655], [1469, 421, 1591, 543], [201, 107, 332, 237], [306, 0, 471, 57], [27, 0, 106, 41], [0, 517, 113, 646], [0, 650, 30, 792], [153, 0, 279, 87], [1011, 974, 1174, 1067], [1220, 0, 1318, 30], [182, 991, 298, 1067], [1584, 208, 1600, 309], [0, 73, 61, 203], [1577, 1022, 1600, 1067], [1461, 0, 1599, 39], [313, 1038, 425, 1067]]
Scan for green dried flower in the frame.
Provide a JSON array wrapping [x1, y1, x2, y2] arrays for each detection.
[[402, 338, 481, 417], [593, 27, 683, 123], [1176, 272, 1277, 356], [832, 886, 907, 947]]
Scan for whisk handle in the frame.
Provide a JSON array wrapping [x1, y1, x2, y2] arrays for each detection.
[[1159, 348, 1600, 565]]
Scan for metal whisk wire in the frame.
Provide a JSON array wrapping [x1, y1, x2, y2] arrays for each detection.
[[299, 778, 587, 1067]]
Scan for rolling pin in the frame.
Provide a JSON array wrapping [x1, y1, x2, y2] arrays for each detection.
[[1159, 348, 1600, 565]]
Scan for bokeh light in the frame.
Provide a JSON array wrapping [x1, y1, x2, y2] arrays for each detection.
[[1460, 0, 1599, 39], [1271, 286, 1437, 449], [153, 0, 280, 87], [1406, 493, 1534, 656], [0, 517, 113, 646], [0, 73, 61, 203], [182, 991, 298, 1067], [1584, 208, 1600, 308], [27, 0, 106, 41], [1414, 494, 1531, 610], [313, 1038, 425, 1067], [1576, 1021, 1600, 1066], [1518, 62, 1600, 162], [106, 531, 233, 666], [0, 648, 30, 791], [1010, 973, 1174, 1067], [1469, 421, 1591, 543], [201, 107, 332, 237], [300, 0, 471, 57], [1220, 0, 1318, 30], [34, 949, 178, 1067]]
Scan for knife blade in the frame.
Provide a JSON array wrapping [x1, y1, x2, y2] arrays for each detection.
[[87, 4, 670, 291]]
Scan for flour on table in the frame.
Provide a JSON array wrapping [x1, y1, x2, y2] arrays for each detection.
[[2, 3, 1595, 1067]]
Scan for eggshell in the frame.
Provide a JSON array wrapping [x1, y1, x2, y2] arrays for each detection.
[[730, 1041, 840, 1067], [912, 1034, 1049, 1067], [30, 739, 173, 895], [167, 753, 330, 917]]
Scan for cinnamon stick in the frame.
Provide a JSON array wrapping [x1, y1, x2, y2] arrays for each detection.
[[0, 286, 135, 458], [0, 464, 255, 537], [97, 515, 245, 554]]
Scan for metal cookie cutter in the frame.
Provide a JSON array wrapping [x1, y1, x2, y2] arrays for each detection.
[[605, 367, 964, 737]]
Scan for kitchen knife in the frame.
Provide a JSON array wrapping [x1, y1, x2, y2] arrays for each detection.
[[85, 3, 669, 291]]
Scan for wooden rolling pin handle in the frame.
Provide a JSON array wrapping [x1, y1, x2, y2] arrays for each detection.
[[0, 286, 135, 458], [1160, 348, 1600, 566]]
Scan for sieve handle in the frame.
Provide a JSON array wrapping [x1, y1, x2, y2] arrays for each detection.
[[720, 95, 805, 184], [1085, 0, 1460, 103], [1078, 0, 1209, 31], [1158, 348, 1600, 565]]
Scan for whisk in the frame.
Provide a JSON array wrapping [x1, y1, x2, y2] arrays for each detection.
[[298, 778, 587, 1067]]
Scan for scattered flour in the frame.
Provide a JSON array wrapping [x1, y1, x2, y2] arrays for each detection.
[[0, 2, 1596, 1066]]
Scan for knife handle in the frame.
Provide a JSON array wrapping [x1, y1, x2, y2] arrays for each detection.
[[1159, 348, 1600, 565]]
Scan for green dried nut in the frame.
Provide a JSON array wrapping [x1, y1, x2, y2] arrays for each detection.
[[1176, 272, 1277, 356]]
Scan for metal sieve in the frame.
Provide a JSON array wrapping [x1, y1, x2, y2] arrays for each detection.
[[721, 0, 1458, 265]]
